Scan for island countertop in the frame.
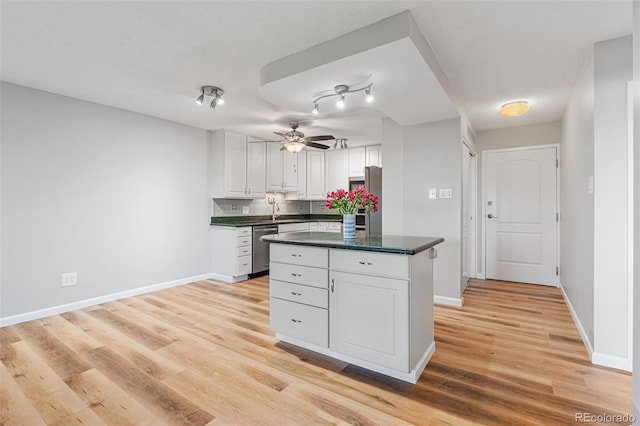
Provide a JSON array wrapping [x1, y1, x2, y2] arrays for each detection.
[[261, 231, 444, 255]]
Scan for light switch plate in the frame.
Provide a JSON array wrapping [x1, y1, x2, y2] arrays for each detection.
[[587, 176, 594, 195], [439, 189, 446, 199], [429, 188, 437, 200], [445, 188, 452, 198]]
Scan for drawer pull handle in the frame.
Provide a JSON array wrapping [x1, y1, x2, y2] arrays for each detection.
[[291, 254, 302, 258], [291, 318, 302, 323], [331, 278, 334, 293], [290, 292, 302, 296], [290, 273, 302, 277], [358, 261, 373, 266], [242, 263, 248, 266]]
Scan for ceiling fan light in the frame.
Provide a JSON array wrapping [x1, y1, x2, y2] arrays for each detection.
[[336, 95, 345, 109], [500, 101, 529, 117], [284, 141, 305, 153]]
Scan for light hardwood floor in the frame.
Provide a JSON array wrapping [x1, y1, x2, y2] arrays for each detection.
[[0, 278, 632, 425]]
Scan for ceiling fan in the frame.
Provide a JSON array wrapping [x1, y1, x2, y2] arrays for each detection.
[[274, 121, 334, 152]]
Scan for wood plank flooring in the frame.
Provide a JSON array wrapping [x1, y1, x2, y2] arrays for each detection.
[[0, 278, 632, 425]]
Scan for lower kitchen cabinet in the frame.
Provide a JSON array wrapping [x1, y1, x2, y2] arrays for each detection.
[[211, 226, 253, 282], [329, 271, 409, 372]]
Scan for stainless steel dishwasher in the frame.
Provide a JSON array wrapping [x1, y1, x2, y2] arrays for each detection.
[[252, 225, 278, 274]]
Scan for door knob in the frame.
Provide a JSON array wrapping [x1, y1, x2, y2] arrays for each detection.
[[488, 214, 498, 219]]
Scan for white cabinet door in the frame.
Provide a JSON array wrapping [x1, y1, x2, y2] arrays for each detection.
[[282, 150, 298, 192], [348, 147, 365, 178], [307, 151, 325, 200], [266, 142, 284, 191], [329, 270, 409, 372], [325, 150, 348, 192], [296, 151, 307, 199], [225, 132, 247, 197], [246, 142, 266, 198], [366, 145, 382, 168]]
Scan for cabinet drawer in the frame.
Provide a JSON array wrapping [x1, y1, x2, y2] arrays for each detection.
[[270, 298, 328, 347], [330, 249, 409, 279], [270, 244, 328, 268], [270, 262, 327, 288], [237, 236, 252, 247], [237, 255, 252, 276], [237, 246, 252, 257], [270, 280, 328, 309], [237, 227, 252, 237], [278, 222, 310, 233]]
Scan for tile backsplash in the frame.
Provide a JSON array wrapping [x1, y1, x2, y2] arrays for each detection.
[[212, 194, 310, 217]]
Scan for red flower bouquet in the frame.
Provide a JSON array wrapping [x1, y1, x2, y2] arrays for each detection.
[[325, 186, 379, 215]]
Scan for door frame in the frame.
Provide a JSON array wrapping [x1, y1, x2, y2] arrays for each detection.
[[481, 144, 560, 286], [462, 138, 478, 288]]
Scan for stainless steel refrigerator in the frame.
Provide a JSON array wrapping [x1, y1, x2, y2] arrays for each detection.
[[365, 166, 382, 235]]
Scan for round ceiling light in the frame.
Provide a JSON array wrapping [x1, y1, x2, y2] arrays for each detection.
[[500, 101, 529, 117]]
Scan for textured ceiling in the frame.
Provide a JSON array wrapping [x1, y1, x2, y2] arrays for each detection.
[[0, 1, 633, 140]]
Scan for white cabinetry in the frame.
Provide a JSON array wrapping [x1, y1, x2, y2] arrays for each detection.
[[266, 143, 298, 192], [269, 243, 435, 383], [325, 150, 349, 192], [348, 147, 366, 178], [211, 226, 253, 282], [277, 222, 310, 234], [269, 245, 329, 347], [366, 145, 382, 168], [296, 151, 307, 199], [211, 130, 266, 198], [310, 222, 341, 233], [306, 151, 325, 200]]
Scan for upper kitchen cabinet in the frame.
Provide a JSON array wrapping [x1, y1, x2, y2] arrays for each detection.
[[348, 147, 366, 178], [210, 130, 266, 199], [366, 145, 382, 168], [325, 149, 348, 192], [295, 151, 307, 199], [266, 142, 298, 192], [306, 151, 325, 200]]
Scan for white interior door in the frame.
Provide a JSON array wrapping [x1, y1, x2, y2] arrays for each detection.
[[485, 147, 557, 286]]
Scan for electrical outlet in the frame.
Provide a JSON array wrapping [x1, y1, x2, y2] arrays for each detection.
[[242, 206, 249, 215], [445, 188, 452, 198], [231, 204, 237, 210], [61, 272, 77, 287], [429, 188, 437, 200], [439, 189, 446, 199]]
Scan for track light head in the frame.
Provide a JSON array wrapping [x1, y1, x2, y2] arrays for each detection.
[[197, 86, 225, 110], [336, 94, 345, 109], [365, 87, 374, 103], [312, 103, 319, 115]]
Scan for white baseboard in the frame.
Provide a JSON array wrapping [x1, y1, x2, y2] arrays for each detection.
[[434, 295, 464, 307], [559, 283, 594, 358], [0, 273, 214, 327], [476, 272, 485, 279], [591, 352, 632, 372]]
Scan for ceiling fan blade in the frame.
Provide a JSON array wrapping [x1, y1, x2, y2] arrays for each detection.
[[304, 135, 335, 142], [280, 145, 287, 151], [303, 141, 330, 150], [273, 131, 286, 137]]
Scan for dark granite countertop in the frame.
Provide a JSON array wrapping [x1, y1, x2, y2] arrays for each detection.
[[210, 214, 342, 227], [261, 232, 444, 255]]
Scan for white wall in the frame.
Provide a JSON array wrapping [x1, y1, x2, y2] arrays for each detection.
[[632, 0, 640, 419], [1, 82, 211, 321], [475, 121, 562, 276], [402, 118, 462, 301], [592, 35, 633, 369], [381, 118, 403, 235], [560, 51, 595, 351]]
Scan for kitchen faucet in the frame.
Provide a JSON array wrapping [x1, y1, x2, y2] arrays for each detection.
[[268, 197, 280, 221]]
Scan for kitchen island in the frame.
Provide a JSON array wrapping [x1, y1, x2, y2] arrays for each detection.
[[261, 232, 444, 383]]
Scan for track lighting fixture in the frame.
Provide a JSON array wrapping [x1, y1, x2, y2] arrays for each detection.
[[312, 83, 373, 114], [333, 138, 348, 149], [196, 86, 224, 110]]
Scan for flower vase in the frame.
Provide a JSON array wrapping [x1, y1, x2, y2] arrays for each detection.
[[342, 214, 356, 240]]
